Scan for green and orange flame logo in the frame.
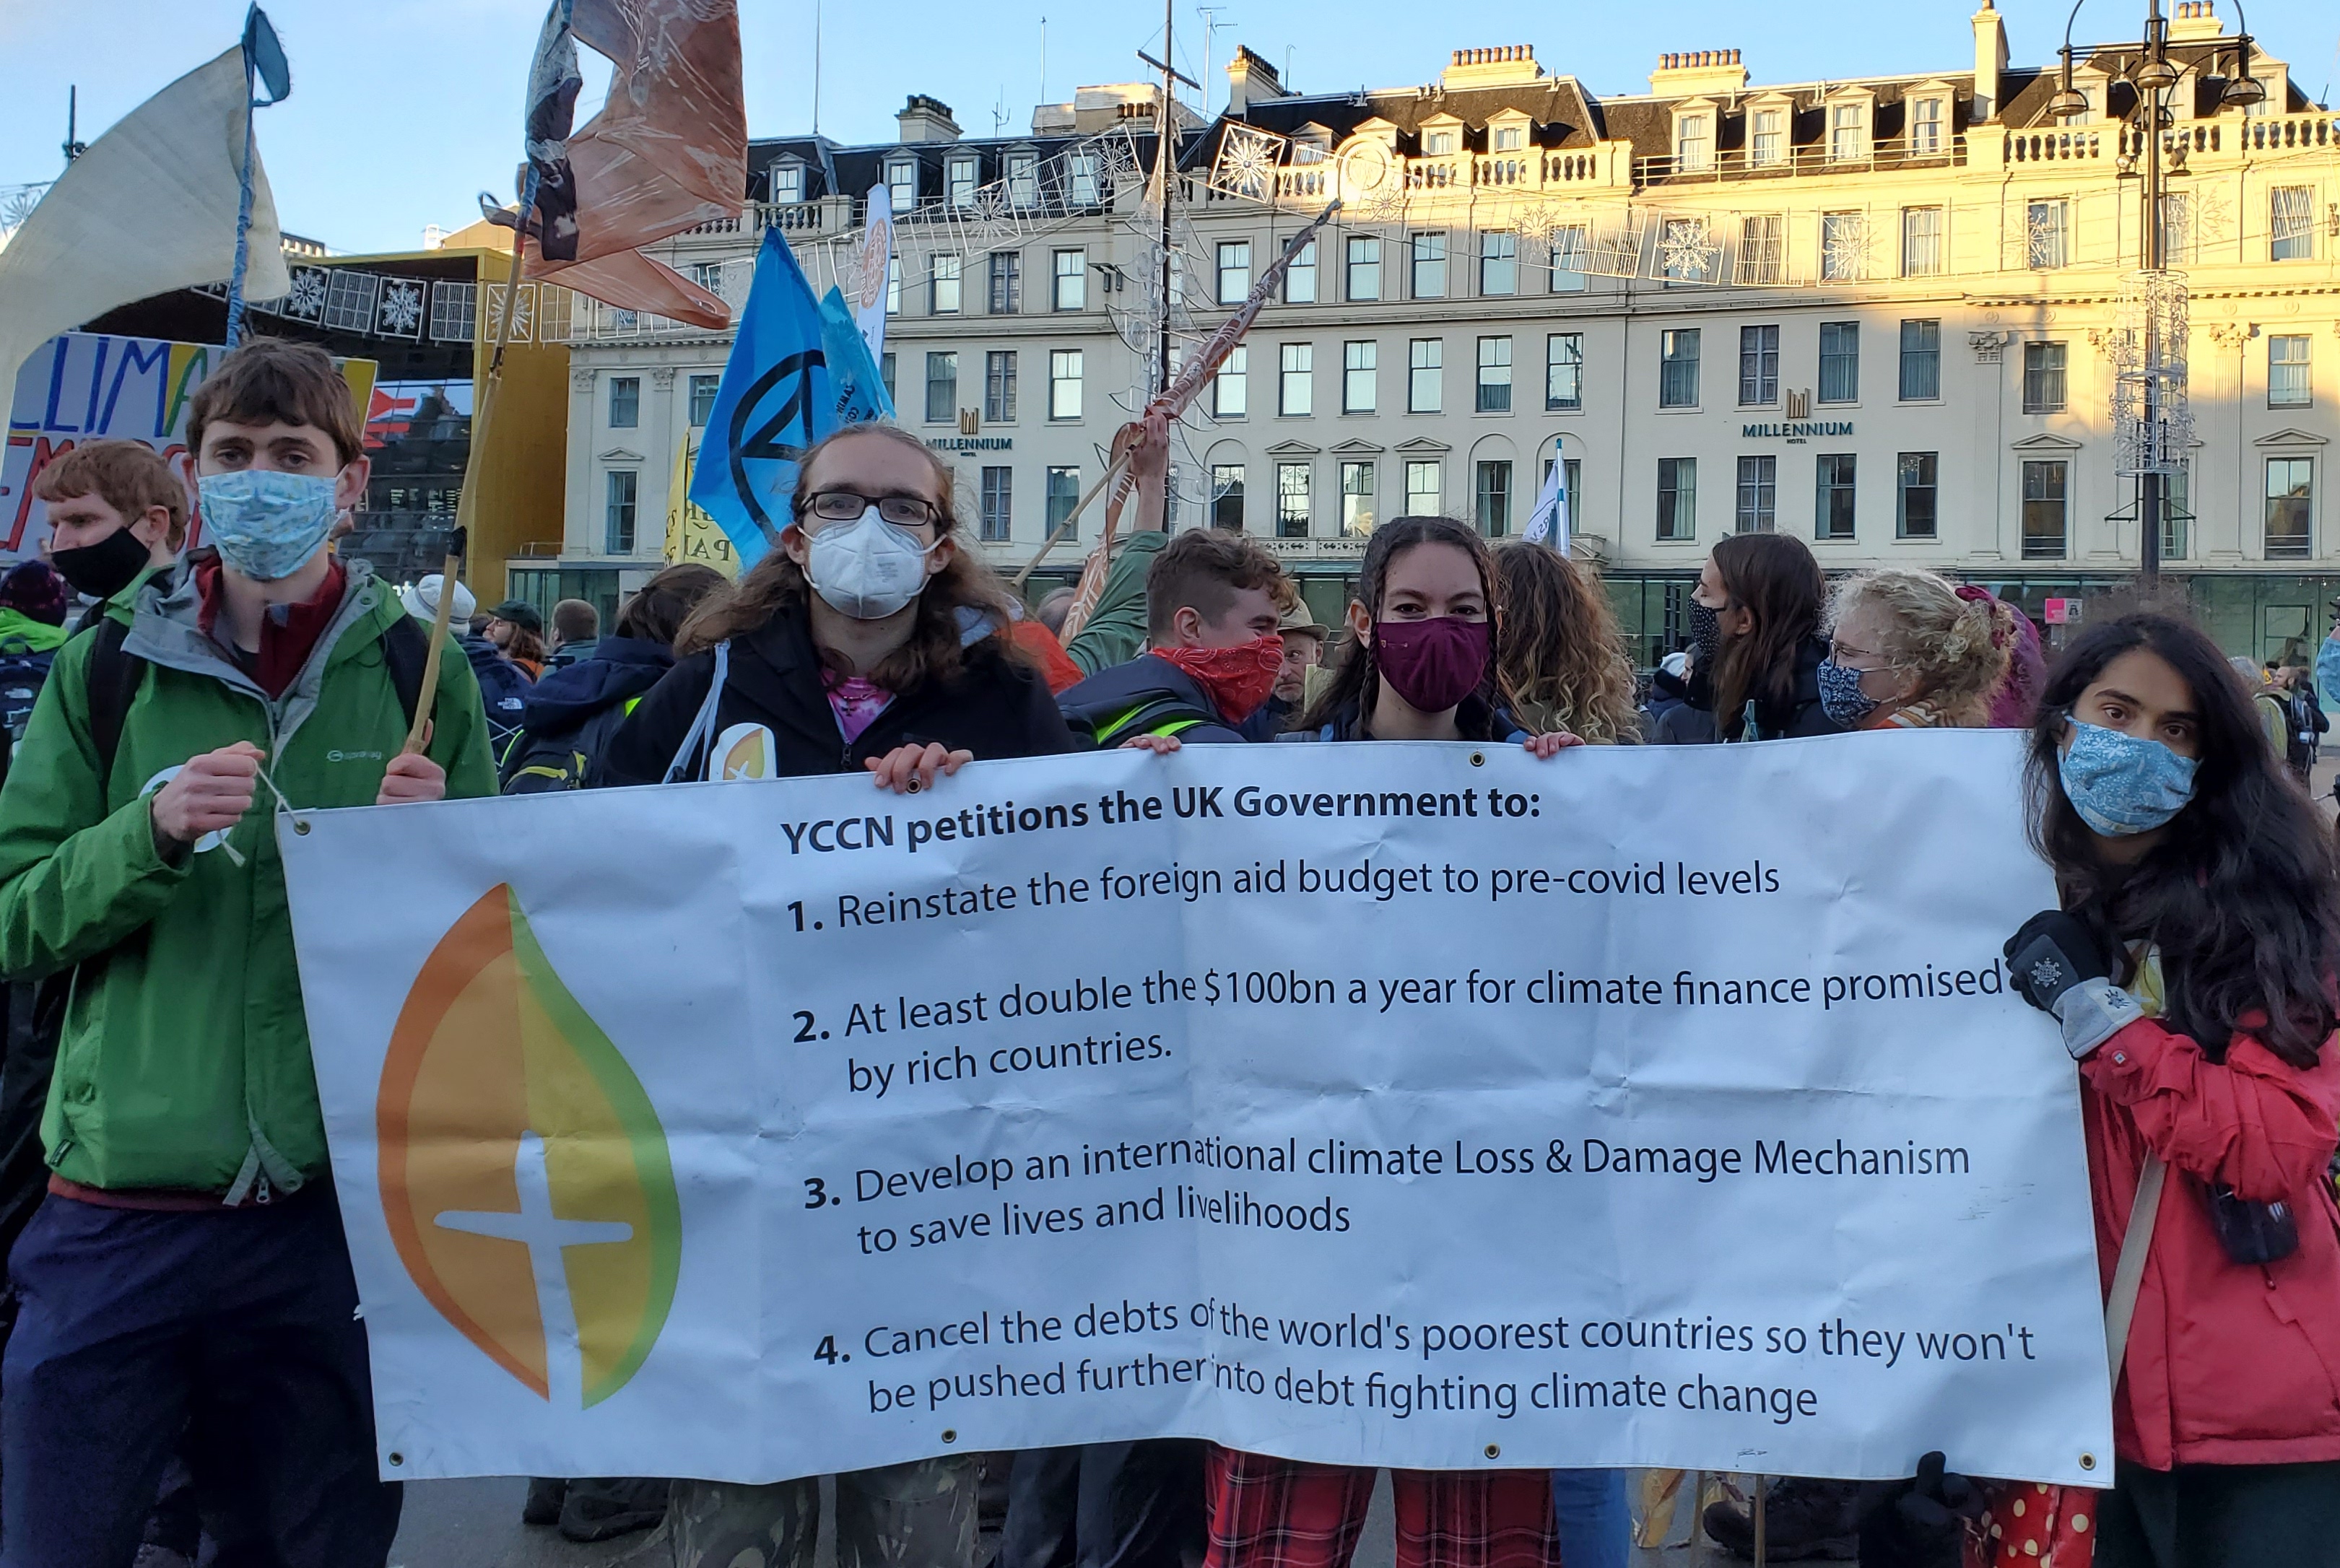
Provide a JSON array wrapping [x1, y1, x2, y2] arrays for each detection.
[[377, 885, 681, 1407]]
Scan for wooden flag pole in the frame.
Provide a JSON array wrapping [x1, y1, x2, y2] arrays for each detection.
[[401, 525, 466, 754]]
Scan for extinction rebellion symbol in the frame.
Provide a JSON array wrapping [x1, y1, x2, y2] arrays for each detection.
[[726, 348, 827, 546]]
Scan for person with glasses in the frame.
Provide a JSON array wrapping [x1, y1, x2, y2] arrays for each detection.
[[1814, 568, 2018, 732]]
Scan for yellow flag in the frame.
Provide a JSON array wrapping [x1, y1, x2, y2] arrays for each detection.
[[664, 435, 739, 578]]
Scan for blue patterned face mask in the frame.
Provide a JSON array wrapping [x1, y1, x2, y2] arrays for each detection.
[[1817, 657, 1882, 727], [197, 471, 339, 581], [2058, 715, 2199, 836]]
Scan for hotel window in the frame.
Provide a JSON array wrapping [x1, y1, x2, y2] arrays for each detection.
[[688, 373, 719, 426], [1656, 458, 1697, 541], [1052, 248, 1086, 310], [1815, 453, 1858, 539], [1045, 466, 1079, 536], [1475, 461, 1513, 536], [2158, 193, 2192, 266], [1405, 460, 1442, 516], [947, 155, 978, 208], [1411, 232, 1447, 299], [923, 352, 957, 424], [1210, 464, 1245, 528], [886, 256, 900, 315], [2027, 200, 2070, 269], [604, 470, 638, 553], [604, 376, 640, 430], [1480, 232, 1518, 296], [1287, 240, 1318, 302], [1676, 113, 1714, 172], [1343, 340, 1377, 414], [988, 251, 1021, 313], [1545, 334, 1583, 411], [1279, 343, 1314, 416], [2021, 459, 2068, 559], [1276, 463, 1313, 538], [1901, 206, 1944, 276], [1340, 461, 1375, 534], [1409, 338, 1443, 413], [1049, 350, 1083, 420], [978, 467, 1012, 541], [1897, 452, 1939, 539], [1735, 456, 1777, 533], [1819, 322, 1860, 404], [1828, 103, 1866, 162], [1749, 109, 1784, 167], [1476, 337, 1513, 413], [771, 163, 805, 204], [930, 253, 962, 314], [1214, 345, 1248, 418], [1739, 325, 1780, 406], [1346, 235, 1380, 300], [1549, 225, 1589, 293], [1067, 149, 1102, 207], [880, 352, 895, 402], [2267, 458, 2315, 559], [1423, 129, 1457, 156], [983, 351, 1017, 422], [1007, 153, 1038, 209], [2272, 187, 2315, 261], [1659, 328, 1701, 409], [1218, 240, 1253, 305], [887, 158, 917, 212], [1909, 96, 1946, 156], [1900, 319, 1941, 401], [1739, 214, 1785, 284], [1492, 124, 1526, 152], [1820, 211, 1866, 282], [2022, 341, 2068, 413], [2271, 335, 2313, 407]]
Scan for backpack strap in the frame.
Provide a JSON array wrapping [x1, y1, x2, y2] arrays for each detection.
[[1091, 694, 1216, 746], [85, 618, 142, 790], [377, 614, 428, 731]]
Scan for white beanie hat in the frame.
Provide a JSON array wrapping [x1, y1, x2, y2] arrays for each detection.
[[401, 573, 476, 624]]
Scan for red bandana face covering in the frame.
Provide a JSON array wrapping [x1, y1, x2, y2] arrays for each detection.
[[1155, 635, 1284, 724]]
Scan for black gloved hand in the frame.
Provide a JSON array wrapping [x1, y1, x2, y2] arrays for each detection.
[[1858, 1452, 1983, 1568], [2003, 910, 2111, 1014]]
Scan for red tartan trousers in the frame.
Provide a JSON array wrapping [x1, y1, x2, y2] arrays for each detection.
[[1201, 1447, 1563, 1568]]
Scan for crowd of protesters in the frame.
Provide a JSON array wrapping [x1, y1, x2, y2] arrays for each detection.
[[0, 344, 2331, 1568]]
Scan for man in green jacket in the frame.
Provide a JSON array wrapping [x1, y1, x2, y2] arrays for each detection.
[[0, 338, 497, 1568]]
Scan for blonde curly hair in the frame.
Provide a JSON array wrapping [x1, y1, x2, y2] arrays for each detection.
[[1825, 568, 2014, 727]]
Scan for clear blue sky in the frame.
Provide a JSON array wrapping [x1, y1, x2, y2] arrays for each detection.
[[4, 0, 2335, 256]]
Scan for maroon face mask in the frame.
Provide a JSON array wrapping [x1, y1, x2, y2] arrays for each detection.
[[1373, 615, 1491, 715]]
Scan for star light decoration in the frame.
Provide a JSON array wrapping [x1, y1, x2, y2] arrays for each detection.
[[284, 268, 329, 321], [1209, 124, 1289, 201], [1824, 213, 1876, 281], [375, 279, 425, 338], [0, 181, 47, 238], [1656, 215, 1722, 284]]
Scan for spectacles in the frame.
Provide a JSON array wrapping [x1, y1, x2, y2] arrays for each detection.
[[1828, 638, 1891, 671], [801, 490, 942, 528]]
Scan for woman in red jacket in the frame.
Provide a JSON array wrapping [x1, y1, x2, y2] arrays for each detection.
[[1996, 611, 2340, 1568]]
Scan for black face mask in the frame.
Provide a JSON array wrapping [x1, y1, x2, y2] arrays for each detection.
[[49, 528, 152, 603], [1689, 600, 1725, 668]]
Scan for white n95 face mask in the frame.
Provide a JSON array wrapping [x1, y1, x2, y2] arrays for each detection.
[[803, 508, 939, 620]]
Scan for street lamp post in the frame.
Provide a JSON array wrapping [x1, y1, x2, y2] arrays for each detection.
[[2047, 0, 2263, 591]]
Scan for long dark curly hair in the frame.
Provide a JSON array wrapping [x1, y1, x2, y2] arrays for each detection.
[[1297, 516, 1518, 737], [675, 424, 1020, 692], [2024, 611, 2340, 1068]]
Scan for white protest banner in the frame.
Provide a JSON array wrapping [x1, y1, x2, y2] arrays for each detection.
[[281, 731, 2113, 1488]]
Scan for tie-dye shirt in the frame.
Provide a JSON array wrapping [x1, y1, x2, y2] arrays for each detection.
[[825, 674, 893, 746]]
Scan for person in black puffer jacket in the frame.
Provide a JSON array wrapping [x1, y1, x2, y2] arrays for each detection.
[[1687, 531, 1843, 744], [502, 564, 725, 793]]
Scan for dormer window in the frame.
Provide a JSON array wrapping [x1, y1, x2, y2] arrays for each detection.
[[1828, 103, 1868, 162], [1006, 152, 1038, 208], [1676, 112, 1715, 172], [946, 154, 978, 208], [1908, 96, 1945, 155], [1068, 149, 1102, 207], [1749, 108, 1785, 167], [1424, 129, 1458, 156], [887, 157, 917, 212], [1492, 125, 1525, 152], [771, 162, 805, 204]]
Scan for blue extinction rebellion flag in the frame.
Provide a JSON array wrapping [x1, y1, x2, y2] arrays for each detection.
[[691, 225, 894, 564]]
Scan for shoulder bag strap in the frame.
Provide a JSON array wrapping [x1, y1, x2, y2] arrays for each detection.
[[662, 640, 730, 783], [2104, 1154, 2168, 1379]]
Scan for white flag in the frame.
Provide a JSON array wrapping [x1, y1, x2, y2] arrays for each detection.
[[1523, 447, 1569, 552], [0, 45, 288, 390], [852, 183, 894, 365]]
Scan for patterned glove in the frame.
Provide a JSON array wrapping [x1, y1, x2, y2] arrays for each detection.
[[2004, 910, 2139, 1058]]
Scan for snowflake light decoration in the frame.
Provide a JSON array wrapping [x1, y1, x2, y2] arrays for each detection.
[[1657, 216, 1721, 284], [1824, 213, 1876, 281], [1209, 124, 1287, 201], [2022, 206, 2066, 271], [284, 268, 329, 321], [2193, 186, 2230, 245], [375, 279, 425, 338], [0, 181, 47, 238]]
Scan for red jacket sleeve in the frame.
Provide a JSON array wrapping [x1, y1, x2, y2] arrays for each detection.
[[2082, 1016, 2340, 1202]]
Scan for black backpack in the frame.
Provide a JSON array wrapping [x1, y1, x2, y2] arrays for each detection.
[[0, 636, 58, 745], [501, 698, 638, 794]]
